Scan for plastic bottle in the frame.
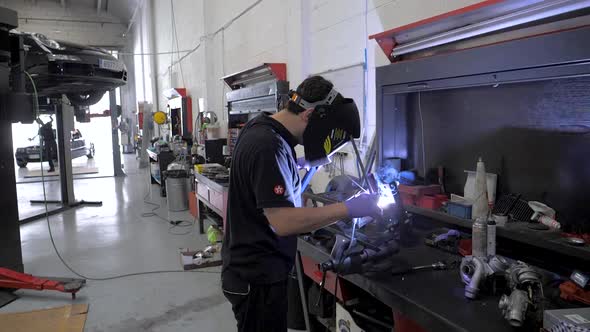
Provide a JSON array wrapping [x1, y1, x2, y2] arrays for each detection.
[[472, 217, 488, 258], [472, 158, 489, 220], [487, 218, 496, 256]]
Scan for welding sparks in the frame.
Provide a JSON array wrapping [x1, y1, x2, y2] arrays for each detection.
[[378, 194, 396, 209]]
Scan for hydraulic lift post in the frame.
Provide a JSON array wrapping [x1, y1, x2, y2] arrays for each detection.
[[24, 97, 103, 223], [0, 6, 87, 306]]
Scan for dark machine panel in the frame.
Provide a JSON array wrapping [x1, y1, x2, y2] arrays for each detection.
[[401, 78, 590, 229], [377, 26, 590, 233]]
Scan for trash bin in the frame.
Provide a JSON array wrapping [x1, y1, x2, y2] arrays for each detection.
[[165, 163, 189, 212]]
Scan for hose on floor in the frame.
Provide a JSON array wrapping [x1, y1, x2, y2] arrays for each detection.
[[141, 191, 194, 236], [25, 72, 219, 281]]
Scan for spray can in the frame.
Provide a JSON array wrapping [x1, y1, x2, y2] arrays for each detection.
[[472, 158, 489, 220], [472, 217, 488, 258], [487, 218, 496, 256]]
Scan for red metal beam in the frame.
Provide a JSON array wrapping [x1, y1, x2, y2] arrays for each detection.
[[369, 0, 507, 61], [369, 0, 506, 40]]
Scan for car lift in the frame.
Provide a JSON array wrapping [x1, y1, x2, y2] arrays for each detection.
[[0, 7, 86, 307], [22, 97, 103, 224], [0, 268, 85, 300]]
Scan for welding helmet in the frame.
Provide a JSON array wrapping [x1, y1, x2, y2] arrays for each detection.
[[288, 88, 361, 167]]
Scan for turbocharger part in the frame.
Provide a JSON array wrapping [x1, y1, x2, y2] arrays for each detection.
[[499, 289, 528, 327], [500, 261, 543, 327], [460, 255, 509, 299]]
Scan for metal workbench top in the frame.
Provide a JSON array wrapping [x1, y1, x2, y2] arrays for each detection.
[[297, 237, 512, 332], [194, 172, 229, 193]]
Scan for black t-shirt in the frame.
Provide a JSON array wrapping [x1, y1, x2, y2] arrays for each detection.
[[221, 114, 301, 284]]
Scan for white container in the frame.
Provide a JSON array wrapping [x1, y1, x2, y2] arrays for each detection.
[[471, 158, 490, 220]]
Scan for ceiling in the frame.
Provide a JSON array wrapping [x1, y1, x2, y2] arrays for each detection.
[[0, 0, 143, 47], [0, 0, 141, 24]]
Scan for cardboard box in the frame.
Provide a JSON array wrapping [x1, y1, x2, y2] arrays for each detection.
[[179, 247, 222, 271]]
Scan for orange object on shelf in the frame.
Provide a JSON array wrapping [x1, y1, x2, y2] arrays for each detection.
[[398, 184, 442, 208], [189, 192, 198, 218], [560, 281, 590, 305]]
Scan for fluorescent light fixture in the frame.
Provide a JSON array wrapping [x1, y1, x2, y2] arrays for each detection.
[[393, 0, 590, 57]]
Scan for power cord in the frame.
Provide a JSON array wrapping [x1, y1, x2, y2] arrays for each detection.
[[24, 72, 219, 281], [142, 184, 195, 236]]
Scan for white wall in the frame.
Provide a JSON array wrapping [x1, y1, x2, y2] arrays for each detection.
[[132, 0, 484, 191]]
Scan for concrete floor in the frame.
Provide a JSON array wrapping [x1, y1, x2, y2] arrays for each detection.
[[1, 155, 236, 332]]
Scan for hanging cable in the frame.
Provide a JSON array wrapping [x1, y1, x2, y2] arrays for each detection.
[[170, 0, 186, 88], [23, 72, 218, 281]]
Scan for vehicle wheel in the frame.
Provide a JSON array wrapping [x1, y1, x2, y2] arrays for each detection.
[[17, 160, 27, 168], [87, 143, 95, 159], [67, 90, 107, 107]]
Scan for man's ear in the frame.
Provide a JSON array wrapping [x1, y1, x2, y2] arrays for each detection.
[[300, 108, 314, 123]]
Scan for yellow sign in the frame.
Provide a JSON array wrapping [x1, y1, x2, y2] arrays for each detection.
[[153, 111, 167, 125], [324, 136, 332, 155]]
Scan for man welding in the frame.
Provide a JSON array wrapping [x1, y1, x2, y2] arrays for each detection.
[[221, 76, 382, 331]]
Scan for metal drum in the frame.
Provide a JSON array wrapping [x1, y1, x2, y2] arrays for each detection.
[[166, 170, 189, 212]]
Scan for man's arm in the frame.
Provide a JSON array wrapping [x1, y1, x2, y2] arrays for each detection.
[[264, 193, 383, 237], [264, 203, 348, 237]]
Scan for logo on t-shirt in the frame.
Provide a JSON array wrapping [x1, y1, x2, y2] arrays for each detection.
[[273, 185, 285, 196]]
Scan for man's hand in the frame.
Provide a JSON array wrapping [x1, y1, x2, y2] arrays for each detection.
[[344, 193, 382, 219]]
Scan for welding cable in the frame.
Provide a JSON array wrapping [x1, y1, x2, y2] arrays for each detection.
[[142, 195, 195, 236], [141, 167, 195, 235], [25, 72, 219, 281]]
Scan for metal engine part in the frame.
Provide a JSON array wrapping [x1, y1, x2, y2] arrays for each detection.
[[499, 289, 529, 327], [322, 234, 400, 275], [461, 258, 543, 327], [500, 262, 543, 327], [507, 262, 542, 288], [460, 255, 509, 299]]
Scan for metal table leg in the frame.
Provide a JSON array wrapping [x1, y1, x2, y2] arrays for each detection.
[[296, 250, 311, 332]]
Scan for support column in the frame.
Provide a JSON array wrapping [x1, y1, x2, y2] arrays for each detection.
[[0, 119, 23, 272], [57, 98, 75, 205], [110, 90, 124, 176]]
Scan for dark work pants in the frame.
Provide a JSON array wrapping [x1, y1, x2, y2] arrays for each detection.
[[222, 271, 288, 332], [43, 140, 56, 171]]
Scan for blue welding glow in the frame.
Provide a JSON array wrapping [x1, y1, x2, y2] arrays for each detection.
[[378, 192, 396, 209]]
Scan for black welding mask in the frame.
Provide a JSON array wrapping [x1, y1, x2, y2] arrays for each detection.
[[289, 88, 361, 167]]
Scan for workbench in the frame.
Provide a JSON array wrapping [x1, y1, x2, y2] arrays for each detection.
[[296, 191, 576, 331], [194, 172, 228, 234], [297, 234, 510, 332]]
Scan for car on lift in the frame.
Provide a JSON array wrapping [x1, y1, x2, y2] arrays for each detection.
[[14, 31, 127, 106], [15, 129, 95, 168]]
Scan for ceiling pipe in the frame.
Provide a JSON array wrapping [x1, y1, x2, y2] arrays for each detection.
[[126, 0, 143, 35]]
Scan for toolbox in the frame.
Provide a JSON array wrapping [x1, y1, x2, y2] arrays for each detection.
[[544, 308, 590, 330]]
